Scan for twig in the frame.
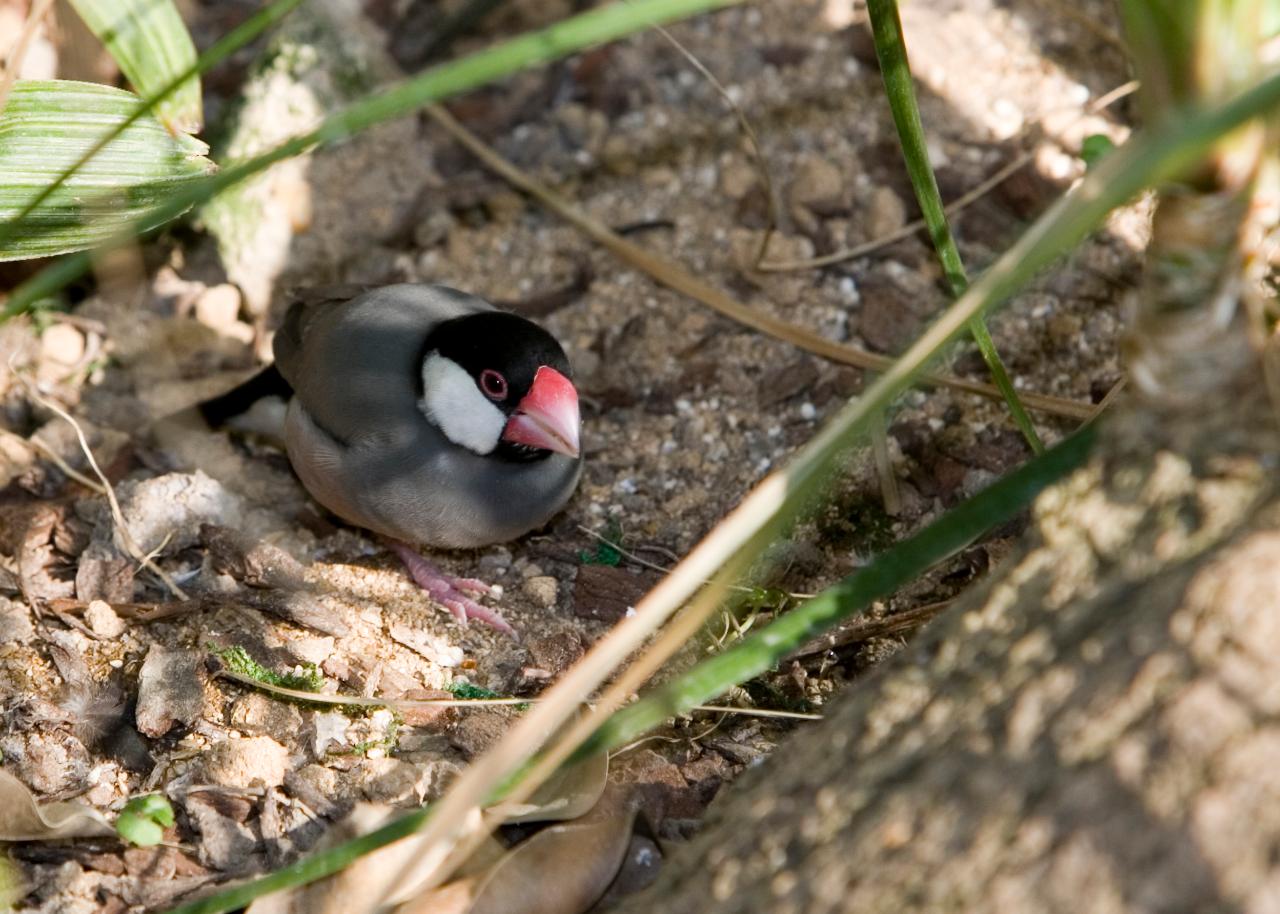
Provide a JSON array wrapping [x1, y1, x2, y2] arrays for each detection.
[[783, 598, 952, 661], [14, 371, 189, 600], [757, 150, 1036, 271], [1032, 0, 1127, 53], [577, 524, 816, 599], [0, 0, 54, 117], [757, 80, 1140, 272], [47, 597, 199, 622], [651, 20, 781, 266], [217, 668, 821, 720], [691, 703, 819, 720], [1093, 79, 1141, 113], [0, 427, 107, 494], [216, 670, 530, 709], [1089, 376, 1127, 420], [426, 104, 1093, 421], [870, 408, 901, 515]]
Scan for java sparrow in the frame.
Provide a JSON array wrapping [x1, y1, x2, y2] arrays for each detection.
[[268, 283, 583, 633]]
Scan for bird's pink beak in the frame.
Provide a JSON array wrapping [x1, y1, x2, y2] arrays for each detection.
[[502, 366, 581, 458]]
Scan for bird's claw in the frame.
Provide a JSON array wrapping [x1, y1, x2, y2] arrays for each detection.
[[447, 576, 499, 598], [388, 541, 514, 636], [440, 595, 515, 636]]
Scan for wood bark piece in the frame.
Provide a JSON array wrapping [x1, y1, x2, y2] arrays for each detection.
[[620, 380, 1280, 913]]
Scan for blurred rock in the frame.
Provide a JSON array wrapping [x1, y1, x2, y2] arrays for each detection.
[[185, 793, 263, 874], [83, 599, 125, 638], [789, 153, 845, 212], [229, 693, 304, 738], [75, 554, 134, 604], [38, 324, 85, 380], [0, 728, 91, 795], [866, 185, 908, 239], [135, 646, 208, 738], [194, 285, 253, 345], [448, 709, 511, 760], [0, 596, 36, 644], [203, 0, 438, 316], [719, 153, 758, 201], [198, 735, 290, 789], [523, 574, 559, 608], [114, 471, 244, 556], [526, 629, 584, 678]]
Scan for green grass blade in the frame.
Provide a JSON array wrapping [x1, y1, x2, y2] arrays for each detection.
[[579, 424, 1096, 754], [1, 0, 743, 317], [866, 0, 1045, 453], [67, 0, 203, 134], [0, 0, 303, 260], [0, 81, 213, 261]]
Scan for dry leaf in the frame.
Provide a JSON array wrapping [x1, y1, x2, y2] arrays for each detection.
[[392, 877, 478, 914], [400, 788, 639, 914], [17, 502, 77, 602], [502, 752, 608, 825], [0, 768, 114, 840]]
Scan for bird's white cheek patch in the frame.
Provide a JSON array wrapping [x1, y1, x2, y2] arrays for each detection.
[[419, 354, 506, 454]]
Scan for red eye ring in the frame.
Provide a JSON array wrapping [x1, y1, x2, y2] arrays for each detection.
[[479, 369, 508, 400]]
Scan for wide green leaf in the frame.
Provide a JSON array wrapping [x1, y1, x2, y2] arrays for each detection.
[[66, 0, 202, 134], [0, 80, 214, 261]]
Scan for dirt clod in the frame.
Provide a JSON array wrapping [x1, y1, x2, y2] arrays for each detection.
[[135, 646, 208, 738]]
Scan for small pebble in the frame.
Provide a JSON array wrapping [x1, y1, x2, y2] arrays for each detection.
[[520, 562, 545, 579], [199, 735, 289, 788], [523, 575, 559, 609], [84, 600, 125, 639], [194, 284, 242, 328], [39, 324, 85, 371], [789, 153, 843, 208], [477, 548, 512, 576], [289, 636, 335, 666]]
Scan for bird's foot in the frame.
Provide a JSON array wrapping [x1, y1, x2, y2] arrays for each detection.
[[387, 541, 515, 636]]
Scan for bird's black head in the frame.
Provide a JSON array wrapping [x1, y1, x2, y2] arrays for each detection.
[[417, 311, 581, 462]]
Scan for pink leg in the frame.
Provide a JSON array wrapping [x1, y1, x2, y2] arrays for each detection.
[[386, 541, 515, 637]]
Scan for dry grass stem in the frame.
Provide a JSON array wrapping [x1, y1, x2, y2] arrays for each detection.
[[0, 0, 54, 116], [1089, 376, 1127, 419], [870, 409, 902, 515], [1, 427, 108, 494], [757, 80, 1140, 272], [691, 704, 820, 719], [651, 21, 781, 266], [15, 371, 190, 600], [757, 150, 1038, 271], [577, 524, 815, 598]]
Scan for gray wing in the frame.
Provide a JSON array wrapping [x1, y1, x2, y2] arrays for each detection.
[[274, 284, 491, 447]]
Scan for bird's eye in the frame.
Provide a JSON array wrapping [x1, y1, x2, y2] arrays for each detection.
[[479, 369, 509, 400]]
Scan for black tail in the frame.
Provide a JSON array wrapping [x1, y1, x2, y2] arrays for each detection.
[[198, 364, 294, 428]]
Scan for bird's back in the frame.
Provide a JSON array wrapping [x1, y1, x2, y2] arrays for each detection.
[[274, 284, 491, 447]]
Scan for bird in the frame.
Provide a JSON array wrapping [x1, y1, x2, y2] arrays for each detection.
[[204, 283, 583, 634]]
